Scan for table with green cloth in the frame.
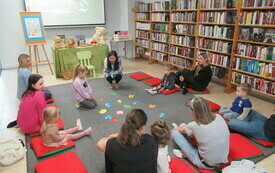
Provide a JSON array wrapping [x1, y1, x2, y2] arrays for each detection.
[[52, 45, 109, 78]]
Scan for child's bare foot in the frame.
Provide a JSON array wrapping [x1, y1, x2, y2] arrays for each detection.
[[84, 127, 92, 135], [76, 119, 82, 131]]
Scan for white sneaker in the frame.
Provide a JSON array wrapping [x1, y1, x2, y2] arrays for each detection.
[[145, 88, 152, 91], [172, 123, 178, 128], [148, 90, 158, 95], [75, 102, 81, 108], [173, 149, 187, 158]]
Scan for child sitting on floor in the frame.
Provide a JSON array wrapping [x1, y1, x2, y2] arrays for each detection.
[[73, 64, 97, 109], [220, 83, 252, 120], [40, 107, 92, 147], [151, 120, 171, 173], [146, 65, 175, 95]]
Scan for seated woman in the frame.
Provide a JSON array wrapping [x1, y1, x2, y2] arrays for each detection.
[[17, 74, 48, 134], [96, 109, 158, 173], [103, 50, 123, 89], [172, 97, 229, 169], [228, 110, 275, 142], [175, 53, 212, 94]]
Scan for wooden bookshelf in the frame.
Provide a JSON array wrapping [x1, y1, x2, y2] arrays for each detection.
[[134, 0, 275, 99]]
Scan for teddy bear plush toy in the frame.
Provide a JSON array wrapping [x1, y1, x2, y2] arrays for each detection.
[[52, 36, 65, 49], [90, 27, 108, 45], [65, 38, 76, 48]]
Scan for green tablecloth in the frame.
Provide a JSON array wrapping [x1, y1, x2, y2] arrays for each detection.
[[52, 45, 109, 78]]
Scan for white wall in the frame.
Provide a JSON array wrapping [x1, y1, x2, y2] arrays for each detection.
[[0, 0, 124, 69]]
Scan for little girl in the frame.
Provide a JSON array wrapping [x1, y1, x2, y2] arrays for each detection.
[[73, 64, 97, 109], [40, 107, 92, 147], [151, 120, 171, 173]]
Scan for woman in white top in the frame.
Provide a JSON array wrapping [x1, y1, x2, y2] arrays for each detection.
[[103, 50, 123, 89], [172, 97, 230, 169]]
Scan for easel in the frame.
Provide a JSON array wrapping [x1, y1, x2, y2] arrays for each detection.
[[28, 44, 54, 74], [20, 12, 53, 75]]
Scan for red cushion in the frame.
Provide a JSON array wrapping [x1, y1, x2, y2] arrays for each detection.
[[185, 100, 221, 112], [143, 77, 161, 86], [130, 73, 153, 81], [47, 104, 58, 107], [161, 87, 181, 95], [46, 98, 54, 103], [169, 158, 195, 173], [249, 138, 275, 147], [188, 161, 229, 173], [187, 88, 211, 94], [228, 133, 264, 161], [35, 151, 88, 173], [30, 136, 75, 158], [29, 118, 64, 137]]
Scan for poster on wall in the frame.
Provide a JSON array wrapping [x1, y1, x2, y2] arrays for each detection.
[[20, 12, 46, 45]]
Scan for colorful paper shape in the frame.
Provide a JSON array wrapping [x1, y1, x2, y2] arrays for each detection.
[[97, 97, 104, 101], [117, 99, 122, 103], [123, 104, 132, 109], [99, 109, 107, 114], [105, 103, 113, 107], [116, 111, 124, 115], [132, 101, 140, 104], [146, 112, 150, 116], [159, 113, 166, 118], [149, 104, 156, 108], [104, 115, 113, 120], [128, 94, 135, 98], [110, 118, 118, 122], [110, 92, 117, 96]]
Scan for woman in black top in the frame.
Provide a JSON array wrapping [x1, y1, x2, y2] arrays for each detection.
[[175, 53, 212, 94], [96, 109, 158, 173]]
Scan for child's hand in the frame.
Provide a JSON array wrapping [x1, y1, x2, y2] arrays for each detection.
[[174, 125, 186, 134], [166, 89, 169, 91], [179, 76, 184, 82]]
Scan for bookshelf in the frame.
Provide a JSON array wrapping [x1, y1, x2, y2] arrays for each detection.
[[134, 0, 275, 99]]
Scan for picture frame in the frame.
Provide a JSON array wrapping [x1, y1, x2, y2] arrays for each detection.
[[20, 12, 46, 45]]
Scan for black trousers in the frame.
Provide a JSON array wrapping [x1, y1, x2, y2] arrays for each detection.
[[175, 69, 194, 88], [106, 74, 122, 84]]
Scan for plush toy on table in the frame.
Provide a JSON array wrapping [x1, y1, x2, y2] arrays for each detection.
[[66, 38, 76, 48], [89, 27, 108, 45], [52, 36, 65, 49]]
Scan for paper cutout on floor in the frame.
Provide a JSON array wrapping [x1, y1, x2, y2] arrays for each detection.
[[123, 104, 132, 109], [97, 97, 104, 101], [110, 118, 118, 122], [105, 103, 113, 107], [128, 94, 135, 98], [104, 115, 113, 120], [116, 111, 124, 115], [132, 101, 140, 104], [110, 92, 117, 96], [99, 109, 107, 114], [148, 104, 156, 108], [117, 99, 122, 103], [146, 112, 150, 116], [159, 113, 166, 118]]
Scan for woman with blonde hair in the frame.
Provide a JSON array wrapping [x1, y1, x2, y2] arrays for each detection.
[[175, 53, 212, 94], [172, 97, 229, 169]]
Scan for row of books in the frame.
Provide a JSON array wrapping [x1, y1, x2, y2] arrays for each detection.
[[136, 39, 150, 48], [240, 28, 275, 43], [170, 45, 194, 57], [231, 72, 275, 95], [236, 43, 275, 61], [136, 22, 150, 30], [135, 2, 150, 11], [152, 23, 169, 32], [234, 58, 274, 77], [199, 11, 236, 24], [136, 13, 150, 21], [151, 51, 168, 61], [239, 11, 275, 25], [242, 0, 275, 7], [171, 0, 198, 10], [151, 1, 170, 11], [209, 53, 230, 67], [170, 56, 192, 68], [199, 25, 234, 39], [151, 42, 169, 52], [171, 12, 197, 23], [200, 0, 235, 9], [171, 35, 195, 47], [136, 30, 150, 39], [173, 24, 195, 35], [152, 33, 169, 42], [152, 13, 170, 22], [197, 38, 232, 54], [211, 66, 227, 78], [136, 47, 149, 55]]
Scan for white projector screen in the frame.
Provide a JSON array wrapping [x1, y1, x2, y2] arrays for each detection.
[[24, 0, 106, 27]]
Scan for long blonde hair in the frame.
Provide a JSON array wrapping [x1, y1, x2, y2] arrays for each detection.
[[189, 97, 215, 125], [195, 53, 209, 75], [40, 107, 59, 135], [18, 54, 30, 69], [73, 64, 88, 81]]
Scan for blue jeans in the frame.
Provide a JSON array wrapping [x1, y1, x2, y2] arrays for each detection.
[[172, 130, 211, 169], [220, 107, 239, 120], [42, 89, 52, 100], [228, 110, 270, 141]]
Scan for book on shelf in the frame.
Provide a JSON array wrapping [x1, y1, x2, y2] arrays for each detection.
[[152, 32, 169, 42], [135, 2, 150, 11], [240, 28, 250, 41], [171, 0, 198, 10], [211, 66, 227, 78], [136, 22, 150, 30], [263, 29, 275, 44], [251, 28, 265, 42], [171, 56, 192, 68], [152, 51, 168, 61], [136, 13, 150, 21], [152, 1, 170, 11], [242, 0, 275, 7], [153, 23, 169, 32], [173, 24, 195, 34], [152, 13, 170, 21], [240, 11, 275, 25], [136, 30, 150, 39], [171, 12, 197, 22], [171, 35, 195, 47]]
